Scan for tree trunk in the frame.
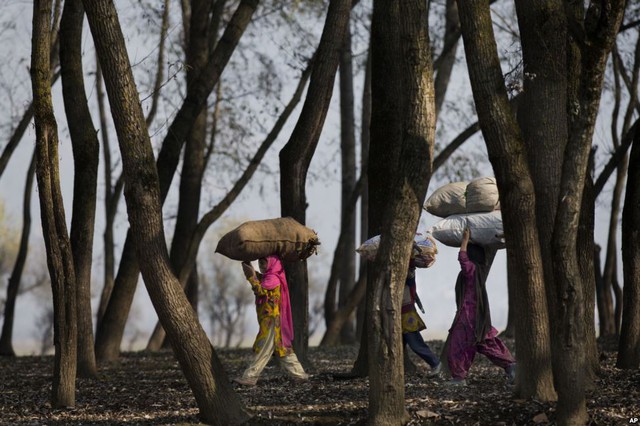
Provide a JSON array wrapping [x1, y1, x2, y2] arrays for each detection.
[[433, 0, 459, 116], [60, 0, 99, 379], [338, 22, 357, 345], [95, 60, 118, 325], [0, 151, 36, 356], [552, 3, 624, 423], [82, 1, 250, 423], [578, 164, 599, 383], [356, 47, 371, 342], [456, 0, 556, 401], [93, 0, 258, 362], [279, 0, 352, 364], [146, 0, 212, 352], [367, 0, 435, 423], [32, 0, 78, 407], [617, 126, 640, 368]]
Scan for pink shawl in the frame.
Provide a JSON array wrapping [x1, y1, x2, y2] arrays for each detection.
[[261, 255, 294, 348]]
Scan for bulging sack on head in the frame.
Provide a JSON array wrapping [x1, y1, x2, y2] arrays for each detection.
[[465, 176, 500, 213], [427, 211, 505, 248], [423, 181, 468, 217], [215, 217, 320, 262], [424, 177, 500, 217], [356, 234, 438, 268]]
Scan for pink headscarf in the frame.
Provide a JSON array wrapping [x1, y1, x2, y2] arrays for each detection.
[[260, 255, 294, 348]]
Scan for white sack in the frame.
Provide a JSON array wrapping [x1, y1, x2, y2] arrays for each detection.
[[466, 176, 500, 212], [427, 211, 505, 248], [423, 181, 468, 217]]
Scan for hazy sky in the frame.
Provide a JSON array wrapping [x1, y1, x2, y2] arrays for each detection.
[[0, 0, 625, 354]]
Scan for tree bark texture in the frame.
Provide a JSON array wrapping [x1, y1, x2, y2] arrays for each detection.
[[367, 0, 435, 423], [457, 0, 556, 401], [32, 0, 78, 408], [82, 1, 250, 423], [279, 0, 352, 363], [93, 0, 259, 361], [146, 0, 211, 352], [60, 0, 99, 379], [552, 3, 624, 422], [617, 126, 640, 369], [0, 152, 36, 356]]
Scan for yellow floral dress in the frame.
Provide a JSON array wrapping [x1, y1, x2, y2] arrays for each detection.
[[401, 272, 426, 333], [248, 276, 292, 357]]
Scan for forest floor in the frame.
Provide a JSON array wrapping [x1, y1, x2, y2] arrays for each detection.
[[0, 339, 638, 425]]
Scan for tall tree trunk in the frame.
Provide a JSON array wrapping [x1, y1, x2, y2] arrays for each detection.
[[279, 0, 352, 364], [0, 151, 36, 356], [356, 47, 371, 342], [146, 0, 213, 352], [433, 0, 459, 116], [617, 127, 640, 368], [578, 158, 599, 383], [338, 22, 357, 344], [552, 3, 624, 423], [32, 0, 78, 407], [60, 0, 99, 379], [93, 0, 258, 362], [367, 1, 435, 423], [95, 60, 119, 325], [456, 0, 556, 401], [82, 1, 250, 423]]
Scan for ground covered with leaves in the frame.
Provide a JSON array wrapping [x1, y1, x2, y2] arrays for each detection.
[[0, 340, 638, 425]]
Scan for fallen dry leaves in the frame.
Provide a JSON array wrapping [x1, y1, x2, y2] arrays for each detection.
[[0, 340, 637, 425]]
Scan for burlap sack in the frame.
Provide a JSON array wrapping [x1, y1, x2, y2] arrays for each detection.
[[427, 211, 505, 248], [466, 176, 500, 212], [215, 217, 319, 262], [423, 181, 468, 217]]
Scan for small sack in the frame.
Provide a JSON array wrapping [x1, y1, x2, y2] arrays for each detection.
[[423, 181, 468, 217], [466, 176, 500, 212], [215, 217, 320, 262], [427, 211, 505, 248], [356, 234, 438, 268]]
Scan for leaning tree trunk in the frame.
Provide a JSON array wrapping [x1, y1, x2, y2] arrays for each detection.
[[82, 1, 250, 423], [279, 0, 352, 364], [94, 0, 258, 362], [457, 0, 556, 401], [367, 0, 435, 423], [0, 152, 36, 356], [59, 0, 99, 379], [617, 126, 640, 369], [146, 0, 212, 352], [32, 0, 78, 408]]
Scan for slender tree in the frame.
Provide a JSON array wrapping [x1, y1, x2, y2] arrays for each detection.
[[94, 0, 259, 362], [617, 125, 640, 368], [279, 0, 352, 363], [456, 0, 556, 402], [337, 21, 357, 344], [59, 0, 99, 378], [0, 151, 36, 356], [82, 0, 250, 423], [31, 0, 78, 407]]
